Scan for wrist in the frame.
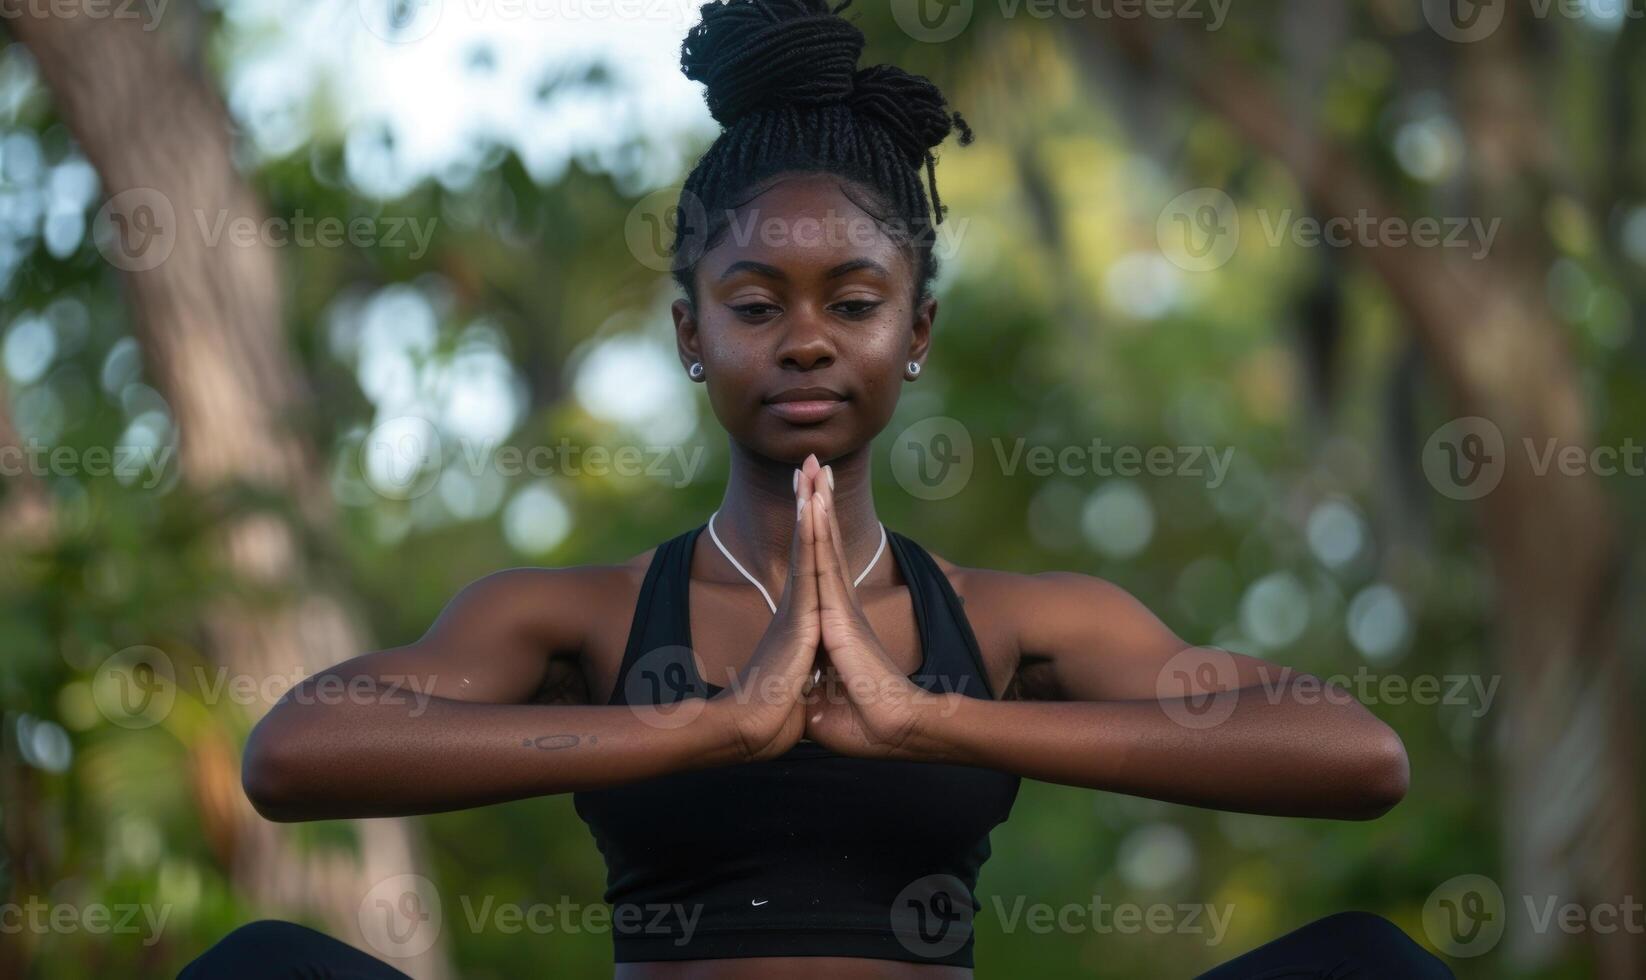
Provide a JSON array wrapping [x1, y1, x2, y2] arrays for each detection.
[[691, 698, 755, 768], [899, 690, 971, 764]]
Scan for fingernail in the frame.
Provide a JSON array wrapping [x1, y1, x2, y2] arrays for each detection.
[[825, 465, 834, 490], [793, 469, 799, 493]]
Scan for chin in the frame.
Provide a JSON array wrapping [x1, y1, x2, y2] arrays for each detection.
[[757, 425, 859, 466]]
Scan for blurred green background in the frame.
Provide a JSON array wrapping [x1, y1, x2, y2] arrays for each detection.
[[2, 0, 1643, 977]]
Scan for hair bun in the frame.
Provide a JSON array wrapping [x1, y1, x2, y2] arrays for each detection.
[[848, 63, 974, 168], [681, 0, 866, 128]]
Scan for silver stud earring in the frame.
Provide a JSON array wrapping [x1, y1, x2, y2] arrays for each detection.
[[906, 361, 922, 380], [689, 362, 705, 381]]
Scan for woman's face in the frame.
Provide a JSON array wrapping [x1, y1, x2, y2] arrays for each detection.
[[673, 173, 935, 466]]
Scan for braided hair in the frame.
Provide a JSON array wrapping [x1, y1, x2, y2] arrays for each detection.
[[671, 0, 973, 309]]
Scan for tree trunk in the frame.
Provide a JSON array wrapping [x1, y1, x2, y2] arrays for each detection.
[[2, 8, 451, 977], [0, 376, 52, 548]]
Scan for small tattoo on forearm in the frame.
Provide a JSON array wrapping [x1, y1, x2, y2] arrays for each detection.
[[523, 734, 590, 750]]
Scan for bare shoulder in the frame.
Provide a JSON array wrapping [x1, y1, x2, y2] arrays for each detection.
[[922, 552, 1178, 659], [923, 552, 1185, 701], [433, 552, 654, 650], [922, 551, 1138, 626]]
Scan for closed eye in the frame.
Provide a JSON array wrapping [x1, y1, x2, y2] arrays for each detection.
[[835, 300, 882, 318], [730, 303, 779, 320], [729, 301, 883, 321]]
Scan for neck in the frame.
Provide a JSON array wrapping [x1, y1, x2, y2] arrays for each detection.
[[709, 441, 884, 595]]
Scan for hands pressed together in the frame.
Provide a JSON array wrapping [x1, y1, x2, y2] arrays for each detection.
[[710, 454, 956, 765]]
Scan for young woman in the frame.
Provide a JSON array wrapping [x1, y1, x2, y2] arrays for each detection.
[[180, 1, 1455, 977]]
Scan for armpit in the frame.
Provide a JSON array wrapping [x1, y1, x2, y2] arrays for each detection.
[[531, 651, 590, 706]]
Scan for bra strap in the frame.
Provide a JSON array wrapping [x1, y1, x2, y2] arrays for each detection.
[[605, 523, 705, 705], [887, 530, 998, 701]]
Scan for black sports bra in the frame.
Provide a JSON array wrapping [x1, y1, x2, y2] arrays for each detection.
[[571, 521, 1021, 967]]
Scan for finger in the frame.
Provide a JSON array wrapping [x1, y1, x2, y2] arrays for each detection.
[[804, 470, 827, 687], [812, 482, 848, 615], [785, 464, 818, 619], [820, 464, 853, 600], [814, 479, 862, 632]]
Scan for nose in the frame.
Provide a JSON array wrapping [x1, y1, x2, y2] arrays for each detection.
[[775, 309, 835, 372]]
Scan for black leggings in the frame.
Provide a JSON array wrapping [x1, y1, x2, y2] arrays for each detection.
[[179, 911, 1455, 979]]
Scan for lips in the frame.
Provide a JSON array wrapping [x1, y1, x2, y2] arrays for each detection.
[[766, 386, 845, 404], [764, 386, 848, 424]]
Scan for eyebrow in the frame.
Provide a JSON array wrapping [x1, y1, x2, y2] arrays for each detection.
[[716, 257, 891, 283]]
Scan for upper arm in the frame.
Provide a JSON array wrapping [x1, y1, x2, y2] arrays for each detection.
[[314, 566, 604, 705], [1008, 570, 1276, 703]]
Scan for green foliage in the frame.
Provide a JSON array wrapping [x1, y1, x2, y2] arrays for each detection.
[[3, 4, 1642, 978]]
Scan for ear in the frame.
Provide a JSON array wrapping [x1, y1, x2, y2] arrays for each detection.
[[673, 298, 702, 375], [906, 295, 935, 371]]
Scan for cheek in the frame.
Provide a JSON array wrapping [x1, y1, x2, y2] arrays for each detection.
[[850, 338, 909, 422], [699, 332, 767, 430], [701, 330, 762, 384]]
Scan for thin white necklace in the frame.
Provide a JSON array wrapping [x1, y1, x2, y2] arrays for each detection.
[[706, 508, 887, 614]]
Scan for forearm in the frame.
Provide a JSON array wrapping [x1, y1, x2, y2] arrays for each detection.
[[916, 681, 1409, 820], [243, 681, 739, 822]]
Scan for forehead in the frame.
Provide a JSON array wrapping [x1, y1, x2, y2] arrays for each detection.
[[699, 174, 909, 282]]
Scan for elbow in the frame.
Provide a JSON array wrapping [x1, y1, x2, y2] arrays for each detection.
[[1350, 727, 1410, 820], [241, 719, 308, 823]]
